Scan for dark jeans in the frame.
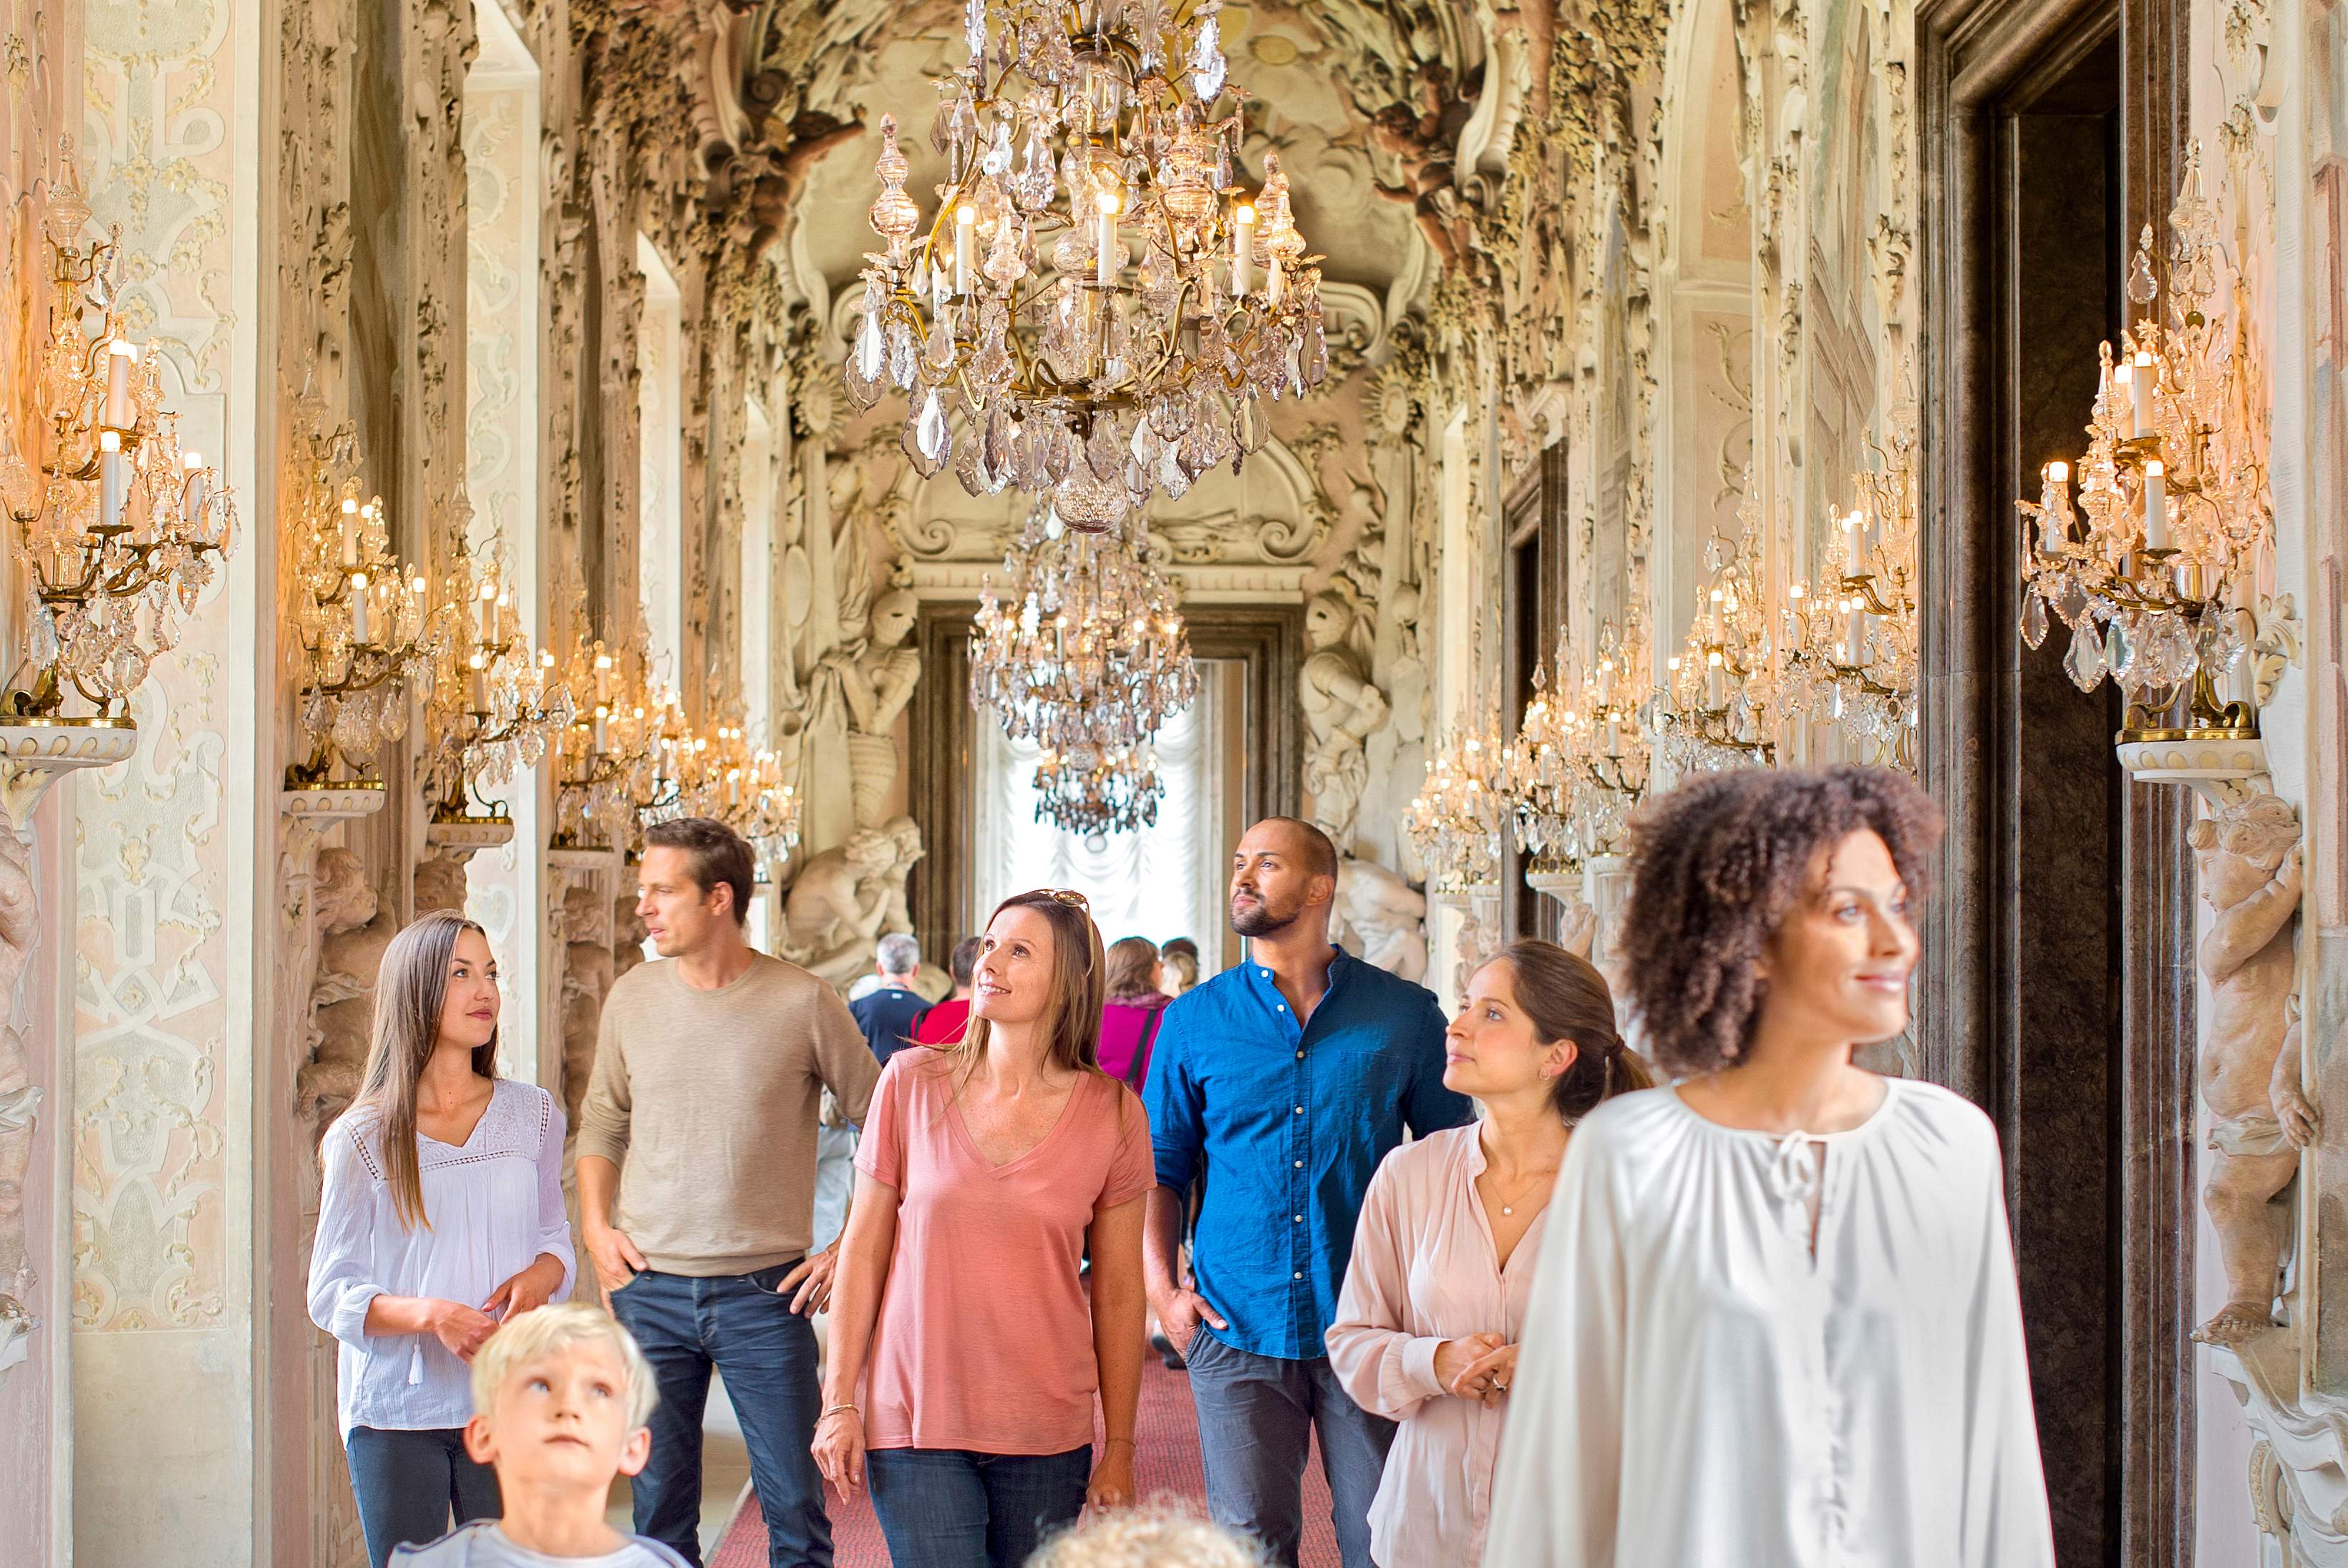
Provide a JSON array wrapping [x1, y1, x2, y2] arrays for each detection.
[[865, 1446, 1093, 1568], [608, 1263, 830, 1567], [1183, 1331, 1394, 1568], [344, 1425, 501, 1568]]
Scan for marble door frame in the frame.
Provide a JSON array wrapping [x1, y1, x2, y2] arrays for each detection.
[[1918, 0, 2198, 1558]]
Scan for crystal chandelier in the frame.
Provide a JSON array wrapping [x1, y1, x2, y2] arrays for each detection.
[[1404, 716, 1507, 895], [656, 712, 802, 861], [0, 158, 238, 724], [1505, 618, 1651, 872], [1654, 517, 1781, 774], [423, 552, 575, 821], [550, 622, 670, 851], [2017, 143, 2267, 738], [1782, 427, 1921, 767], [1033, 740, 1160, 836], [970, 504, 1197, 751], [286, 423, 455, 784], [848, 0, 1325, 530]]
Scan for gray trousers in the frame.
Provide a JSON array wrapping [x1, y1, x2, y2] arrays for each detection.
[[1183, 1330, 1395, 1568]]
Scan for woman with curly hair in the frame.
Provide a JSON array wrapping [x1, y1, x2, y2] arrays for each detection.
[[1483, 766, 2052, 1568]]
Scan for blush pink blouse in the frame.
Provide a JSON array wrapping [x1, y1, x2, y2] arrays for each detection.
[[1326, 1123, 1550, 1568]]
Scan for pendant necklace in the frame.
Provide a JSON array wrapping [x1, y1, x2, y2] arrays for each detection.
[[1487, 1164, 1558, 1218]]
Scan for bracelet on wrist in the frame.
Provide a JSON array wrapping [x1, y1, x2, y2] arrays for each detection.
[[818, 1402, 860, 1422], [1105, 1436, 1136, 1450]]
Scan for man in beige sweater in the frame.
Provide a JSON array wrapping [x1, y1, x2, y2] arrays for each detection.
[[577, 817, 879, 1568]]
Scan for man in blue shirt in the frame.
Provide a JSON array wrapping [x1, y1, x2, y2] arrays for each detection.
[[847, 932, 929, 1066], [1143, 817, 1473, 1568]]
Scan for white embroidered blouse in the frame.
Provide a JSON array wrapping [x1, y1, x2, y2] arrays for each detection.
[[307, 1079, 576, 1437], [1482, 1080, 2054, 1568]]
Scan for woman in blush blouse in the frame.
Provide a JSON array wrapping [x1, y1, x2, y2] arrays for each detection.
[[812, 888, 1155, 1567], [1326, 938, 1648, 1567], [308, 912, 576, 1568]]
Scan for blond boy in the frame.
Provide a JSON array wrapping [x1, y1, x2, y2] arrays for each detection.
[[392, 1304, 689, 1567]]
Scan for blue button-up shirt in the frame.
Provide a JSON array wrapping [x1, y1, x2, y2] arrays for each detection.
[[1145, 946, 1473, 1360]]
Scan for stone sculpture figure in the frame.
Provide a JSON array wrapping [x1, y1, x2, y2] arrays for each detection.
[[301, 849, 399, 1138], [1301, 589, 1391, 853], [412, 850, 470, 917], [1354, 62, 1483, 273], [2189, 792, 2317, 1348], [1331, 856, 1429, 983], [559, 882, 618, 1142], [611, 891, 648, 986], [782, 826, 900, 988]]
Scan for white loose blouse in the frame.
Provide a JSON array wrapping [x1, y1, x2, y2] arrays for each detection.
[[1483, 1079, 2054, 1568], [308, 1079, 576, 1438], [1326, 1124, 1549, 1568]]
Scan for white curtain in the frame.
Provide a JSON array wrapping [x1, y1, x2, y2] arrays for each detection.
[[972, 675, 1227, 975]]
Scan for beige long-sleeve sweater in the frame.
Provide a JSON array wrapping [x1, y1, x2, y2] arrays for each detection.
[[576, 951, 880, 1275]]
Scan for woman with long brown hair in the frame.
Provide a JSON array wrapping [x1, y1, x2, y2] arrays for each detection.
[[1326, 939, 1649, 1567], [812, 888, 1154, 1567], [308, 912, 575, 1568]]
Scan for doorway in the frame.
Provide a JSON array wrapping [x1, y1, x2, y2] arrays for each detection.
[[1922, 0, 2198, 1558]]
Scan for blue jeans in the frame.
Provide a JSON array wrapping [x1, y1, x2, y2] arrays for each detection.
[[865, 1446, 1092, 1568], [608, 1263, 830, 1567], [1182, 1332, 1394, 1568], [344, 1425, 501, 1568]]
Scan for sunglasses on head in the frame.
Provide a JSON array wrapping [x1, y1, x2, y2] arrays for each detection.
[[1039, 887, 1090, 910]]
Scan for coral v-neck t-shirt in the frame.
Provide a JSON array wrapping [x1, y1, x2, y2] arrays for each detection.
[[855, 1047, 1155, 1454]]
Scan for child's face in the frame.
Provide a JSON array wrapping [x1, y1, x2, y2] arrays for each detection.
[[464, 1338, 650, 1490]]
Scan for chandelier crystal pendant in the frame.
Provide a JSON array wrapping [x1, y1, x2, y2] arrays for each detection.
[[1654, 517, 1782, 774], [0, 155, 238, 724], [2017, 142, 2268, 739], [1405, 716, 1507, 895], [654, 711, 802, 864], [1032, 741, 1161, 837], [1505, 618, 1651, 872], [1782, 425, 1921, 768], [286, 421, 456, 784], [423, 550, 576, 822], [848, 0, 1326, 530], [970, 502, 1198, 754]]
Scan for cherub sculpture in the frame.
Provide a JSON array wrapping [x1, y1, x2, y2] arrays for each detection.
[[1354, 62, 1483, 272], [2188, 792, 2316, 1348]]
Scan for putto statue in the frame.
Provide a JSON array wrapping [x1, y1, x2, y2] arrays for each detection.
[[2189, 792, 2315, 1348]]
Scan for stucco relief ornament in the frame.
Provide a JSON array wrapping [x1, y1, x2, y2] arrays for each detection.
[[845, 0, 1325, 530]]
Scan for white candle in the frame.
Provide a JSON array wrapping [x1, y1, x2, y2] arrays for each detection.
[[594, 706, 610, 752], [2132, 351, 2155, 439], [349, 573, 371, 645], [1096, 193, 1120, 286], [339, 499, 359, 567], [104, 339, 136, 428], [955, 205, 976, 295], [1846, 598, 1868, 663], [182, 453, 208, 530], [470, 663, 490, 711], [1232, 204, 1255, 297], [477, 583, 497, 641], [1266, 255, 1284, 306], [596, 655, 613, 703], [99, 434, 123, 530], [2143, 459, 2170, 550], [1603, 717, 1621, 756]]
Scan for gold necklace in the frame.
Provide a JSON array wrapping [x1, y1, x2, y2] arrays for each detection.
[[1483, 1163, 1559, 1218]]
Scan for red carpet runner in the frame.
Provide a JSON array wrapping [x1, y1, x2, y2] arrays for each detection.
[[710, 1353, 1341, 1566]]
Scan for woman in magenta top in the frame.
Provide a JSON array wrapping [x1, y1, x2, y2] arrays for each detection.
[[813, 889, 1153, 1567], [1097, 936, 1172, 1090]]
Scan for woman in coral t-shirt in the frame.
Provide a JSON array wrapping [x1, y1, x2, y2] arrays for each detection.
[[813, 888, 1153, 1567]]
